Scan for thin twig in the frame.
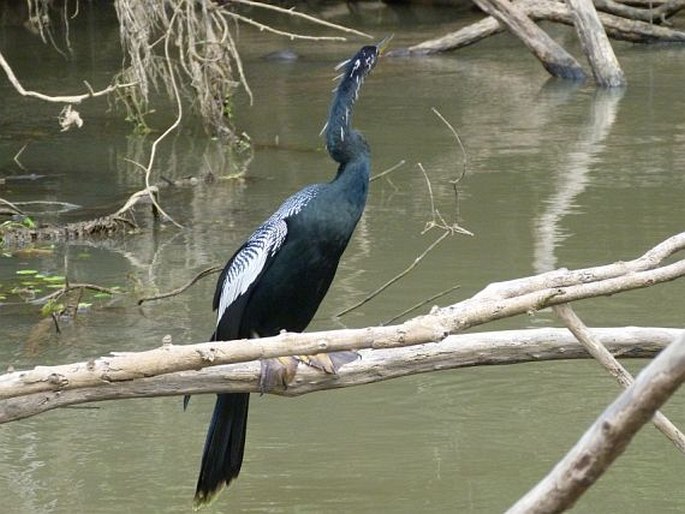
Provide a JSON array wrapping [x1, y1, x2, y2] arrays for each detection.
[[13, 143, 29, 171], [127, 8, 185, 229], [432, 107, 468, 186], [370, 160, 406, 182], [226, 0, 373, 39], [112, 186, 159, 218], [0, 197, 26, 217], [0, 49, 136, 104], [337, 231, 451, 317], [30, 283, 121, 306], [137, 265, 223, 305], [383, 284, 461, 325], [223, 16, 253, 106], [227, 12, 347, 42], [338, 115, 471, 318], [429, 108, 472, 235]]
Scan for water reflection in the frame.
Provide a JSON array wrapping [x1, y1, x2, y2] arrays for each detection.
[[533, 87, 625, 273]]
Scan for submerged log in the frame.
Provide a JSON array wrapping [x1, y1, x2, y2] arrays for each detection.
[[397, 0, 685, 56], [472, 0, 587, 80], [0, 215, 136, 247], [0, 186, 160, 248], [568, 0, 627, 87]]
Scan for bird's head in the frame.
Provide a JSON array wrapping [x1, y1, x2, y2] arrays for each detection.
[[334, 36, 392, 98]]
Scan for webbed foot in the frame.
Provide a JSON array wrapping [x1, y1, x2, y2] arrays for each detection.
[[296, 351, 359, 373], [259, 356, 299, 393], [258, 351, 359, 393]]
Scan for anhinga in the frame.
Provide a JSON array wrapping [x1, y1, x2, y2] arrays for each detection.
[[193, 40, 387, 507]]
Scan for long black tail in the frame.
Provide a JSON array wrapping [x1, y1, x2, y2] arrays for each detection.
[[194, 392, 250, 508]]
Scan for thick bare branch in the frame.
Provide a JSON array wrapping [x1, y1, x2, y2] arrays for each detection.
[[400, 0, 685, 55], [1, 232, 684, 401], [473, 0, 586, 79], [594, 0, 685, 22], [507, 332, 685, 513], [567, 0, 627, 87], [1, 327, 680, 424], [554, 303, 685, 452]]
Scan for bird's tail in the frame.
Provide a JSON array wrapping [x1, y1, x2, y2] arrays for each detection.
[[194, 392, 250, 508]]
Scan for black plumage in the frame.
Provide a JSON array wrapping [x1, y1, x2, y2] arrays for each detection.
[[193, 41, 386, 507]]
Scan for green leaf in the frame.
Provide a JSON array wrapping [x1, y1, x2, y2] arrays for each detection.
[[41, 300, 64, 316], [43, 275, 66, 283], [16, 269, 38, 275]]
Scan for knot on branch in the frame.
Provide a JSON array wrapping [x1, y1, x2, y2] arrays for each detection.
[[47, 373, 68, 388], [197, 347, 218, 363]]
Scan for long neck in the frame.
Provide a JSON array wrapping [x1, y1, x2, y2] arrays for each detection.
[[325, 69, 368, 166]]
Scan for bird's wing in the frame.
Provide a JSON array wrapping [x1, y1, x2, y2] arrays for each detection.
[[212, 184, 321, 335], [214, 219, 288, 327]]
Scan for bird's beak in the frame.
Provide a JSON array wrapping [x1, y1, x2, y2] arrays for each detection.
[[376, 35, 393, 56]]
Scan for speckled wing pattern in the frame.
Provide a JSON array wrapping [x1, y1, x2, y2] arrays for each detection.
[[215, 184, 321, 326]]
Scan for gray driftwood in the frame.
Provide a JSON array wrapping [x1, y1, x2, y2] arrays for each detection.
[[398, 1, 685, 56], [567, 0, 627, 87], [0, 327, 682, 424], [472, 0, 587, 80], [507, 332, 685, 513]]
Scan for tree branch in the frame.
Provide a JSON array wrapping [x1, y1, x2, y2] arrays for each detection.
[[0, 49, 136, 104], [507, 332, 685, 513], [567, 0, 627, 87], [399, 0, 685, 55], [472, 0, 586, 80], [1, 327, 681, 424], [554, 303, 685, 452], [2, 231, 684, 421]]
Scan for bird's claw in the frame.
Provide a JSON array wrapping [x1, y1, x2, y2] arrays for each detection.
[[258, 351, 359, 394], [259, 356, 299, 394], [296, 351, 359, 374]]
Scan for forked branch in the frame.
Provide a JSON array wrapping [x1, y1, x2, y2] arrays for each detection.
[[1, 231, 684, 421], [508, 333, 685, 513]]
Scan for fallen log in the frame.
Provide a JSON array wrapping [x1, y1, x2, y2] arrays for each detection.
[[568, 0, 627, 87], [396, 1, 685, 56], [472, 0, 587, 80]]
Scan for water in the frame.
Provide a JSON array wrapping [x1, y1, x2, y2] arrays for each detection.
[[1, 5, 685, 513]]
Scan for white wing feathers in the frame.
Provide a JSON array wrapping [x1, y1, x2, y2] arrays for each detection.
[[215, 184, 320, 327], [216, 219, 287, 326], [216, 220, 288, 325]]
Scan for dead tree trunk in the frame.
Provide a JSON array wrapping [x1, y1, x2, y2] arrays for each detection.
[[395, 0, 685, 85], [567, 0, 627, 87], [472, 0, 587, 80]]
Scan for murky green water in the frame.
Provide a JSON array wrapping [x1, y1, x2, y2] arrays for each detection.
[[1, 5, 685, 513]]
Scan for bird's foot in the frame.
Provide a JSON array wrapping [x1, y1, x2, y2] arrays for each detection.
[[259, 356, 299, 394], [296, 351, 359, 374], [258, 351, 359, 394]]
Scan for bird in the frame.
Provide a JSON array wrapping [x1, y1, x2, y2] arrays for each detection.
[[192, 39, 389, 508]]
